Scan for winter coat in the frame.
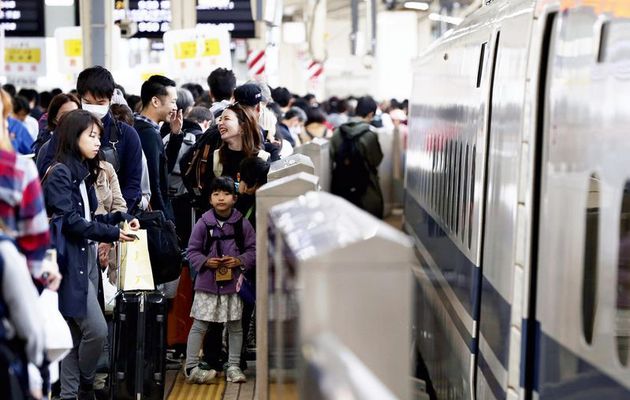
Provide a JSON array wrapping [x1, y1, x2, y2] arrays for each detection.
[[187, 209, 256, 295], [95, 160, 127, 215], [43, 156, 134, 318], [134, 117, 174, 221], [330, 119, 384, 218], [38, 113, 143, 212]]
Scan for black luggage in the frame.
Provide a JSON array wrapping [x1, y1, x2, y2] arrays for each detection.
[[110, 291, 167, 400]]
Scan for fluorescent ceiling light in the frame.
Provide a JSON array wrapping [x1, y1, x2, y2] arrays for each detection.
[[403, 1, 430, 11], [428, 13, 463, 25]]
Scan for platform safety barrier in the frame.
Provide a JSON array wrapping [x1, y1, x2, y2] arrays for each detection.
[[264, 191, 414, 400], [293, 137, 331, 192], [255, 169, 319, 400]]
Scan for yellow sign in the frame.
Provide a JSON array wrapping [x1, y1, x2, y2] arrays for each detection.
[[141, 71, 166, 81], [202, 39, 221, 57], [64, 39, 82, 57], [5, 48, 41, 64], [174, 41, 197, 60]]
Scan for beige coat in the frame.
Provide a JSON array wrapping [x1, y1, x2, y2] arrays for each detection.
[[95, 161, 127, 215]]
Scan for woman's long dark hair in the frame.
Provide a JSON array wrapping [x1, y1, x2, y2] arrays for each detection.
[[54, 109, 103, 183], [219, 103, 262, 164], [47, 93, 80, 131]]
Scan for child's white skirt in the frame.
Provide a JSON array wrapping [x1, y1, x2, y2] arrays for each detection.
[[190, 291, 243, 323]]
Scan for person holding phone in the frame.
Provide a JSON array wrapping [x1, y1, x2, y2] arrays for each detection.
[[185, 177, 255, 384], [41, 109, 140, 400]]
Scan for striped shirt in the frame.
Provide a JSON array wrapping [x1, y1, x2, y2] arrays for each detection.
[[0, 149, 50, 275]]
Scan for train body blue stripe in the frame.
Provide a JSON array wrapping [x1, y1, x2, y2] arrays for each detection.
[[480, 274, 511, 368], [478, 349, 507, 399], [404, 195, 480, 319], [535, 331, 630, 398], [406, 194, 512, 368]]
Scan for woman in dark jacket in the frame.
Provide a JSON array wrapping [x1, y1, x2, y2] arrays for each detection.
[[42, 109, 139, 400]]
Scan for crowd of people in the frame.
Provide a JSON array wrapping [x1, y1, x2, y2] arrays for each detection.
[[0, 66, 409, 400]]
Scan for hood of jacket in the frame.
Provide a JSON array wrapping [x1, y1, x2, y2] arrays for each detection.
[[339, 120, 371, 139]]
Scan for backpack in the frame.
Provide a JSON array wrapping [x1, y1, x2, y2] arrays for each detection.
[[180, 125, 222, 204], [203, 217, 245, 256], [163, 130, 196, 198], [331, 127, 372, 205], [100, 117, 123, 173]]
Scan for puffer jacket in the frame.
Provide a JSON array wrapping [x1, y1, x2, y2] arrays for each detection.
[[187, 208, 255, 295]]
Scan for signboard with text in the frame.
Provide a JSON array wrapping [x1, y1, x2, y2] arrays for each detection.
[[4, 38, 47, 80], [163, 27, 232, 83], [113, 0, 255, 39], [55, 27, 83, 74], [0, 0, 45, 37]]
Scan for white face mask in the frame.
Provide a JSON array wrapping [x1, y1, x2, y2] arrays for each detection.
[[82, 102, 110, 119]]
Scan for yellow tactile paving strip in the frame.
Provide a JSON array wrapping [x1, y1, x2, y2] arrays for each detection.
[[167, 373, 226, 400]]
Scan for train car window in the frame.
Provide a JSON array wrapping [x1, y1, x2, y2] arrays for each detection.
[[616, 180, 630, 364], [446, 140, 455, 231], [455, 142, 462, 235], [596, 21, 609, 63], [477, 42, 487, 88], [468, 145, 476, 249], [582, 173, 600, 345], [461, 144, 470, 242]]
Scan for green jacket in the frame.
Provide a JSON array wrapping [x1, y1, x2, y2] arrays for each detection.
[[330, 120, 384, 218]]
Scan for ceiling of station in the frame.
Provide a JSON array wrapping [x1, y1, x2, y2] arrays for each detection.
[[281, 0, 478, 21]]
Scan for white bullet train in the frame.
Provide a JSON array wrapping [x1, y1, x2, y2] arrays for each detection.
[[404, 0, 630, 398]]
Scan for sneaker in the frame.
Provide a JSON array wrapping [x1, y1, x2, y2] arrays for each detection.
[[185, 364, 217, 384], [226, 366, 246, 383]]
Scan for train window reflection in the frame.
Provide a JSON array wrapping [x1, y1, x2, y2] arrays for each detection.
[[582, 173, 600, 346], [616, 180, 630, 364], [468, 145, 476, 249]]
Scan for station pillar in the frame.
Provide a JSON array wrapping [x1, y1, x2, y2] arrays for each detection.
[[80, 0, 113, 69]]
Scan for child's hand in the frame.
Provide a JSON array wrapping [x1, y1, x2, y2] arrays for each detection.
[[205, 258, 222, 269], [220, 256, 242, 269]]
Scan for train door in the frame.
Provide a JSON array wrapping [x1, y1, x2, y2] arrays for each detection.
[[531, 3, 630, 399], [474, 3, 535, 399]]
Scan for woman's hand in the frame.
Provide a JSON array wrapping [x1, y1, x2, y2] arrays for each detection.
[[119, 230, 137, 242], [128, 218, 140, 231], [205, 258, 221, 269]]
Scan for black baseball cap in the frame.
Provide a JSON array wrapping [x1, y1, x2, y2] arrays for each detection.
[[233, 83, 263, 107]]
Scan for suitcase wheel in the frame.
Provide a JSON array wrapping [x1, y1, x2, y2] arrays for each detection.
[[154, 373, 163, 381], [156, 315, 164, 322], [117, 372, 125, 379]]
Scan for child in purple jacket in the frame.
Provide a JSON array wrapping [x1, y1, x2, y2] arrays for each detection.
[[185, 177, 256, 384]]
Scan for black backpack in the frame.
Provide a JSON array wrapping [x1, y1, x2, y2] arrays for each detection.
[[331, 128, 371, 205], [180, 125, 222, 206], [203, 217, 245, 255]]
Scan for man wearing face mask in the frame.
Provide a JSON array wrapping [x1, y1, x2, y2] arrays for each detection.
[[37, 66, 144, 212], [280, 107, 307, 147], [134, 75, 182, 222]]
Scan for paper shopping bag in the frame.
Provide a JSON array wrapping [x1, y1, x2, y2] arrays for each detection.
[[119, 229, 155, 291]]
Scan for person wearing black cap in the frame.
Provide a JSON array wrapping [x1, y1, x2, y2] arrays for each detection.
[[233, 83, 281, 162]]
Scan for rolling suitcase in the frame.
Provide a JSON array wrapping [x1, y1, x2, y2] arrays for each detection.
[[111, 291, 167, 400], [167, 262, 194, 348]]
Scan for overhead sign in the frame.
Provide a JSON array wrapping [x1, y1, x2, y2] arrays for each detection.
[[0, 0, 45, 37], [112, 1, 256, 39], [55, 27, 83, 74], [4, 38, 47, 78], [113, 0, 171, 38], [163, 27, 232, 83], [197, 0, 256, 39]]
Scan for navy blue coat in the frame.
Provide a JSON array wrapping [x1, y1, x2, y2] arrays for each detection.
[[38, 112, 143, 213], [43, 157, 132, 318]]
